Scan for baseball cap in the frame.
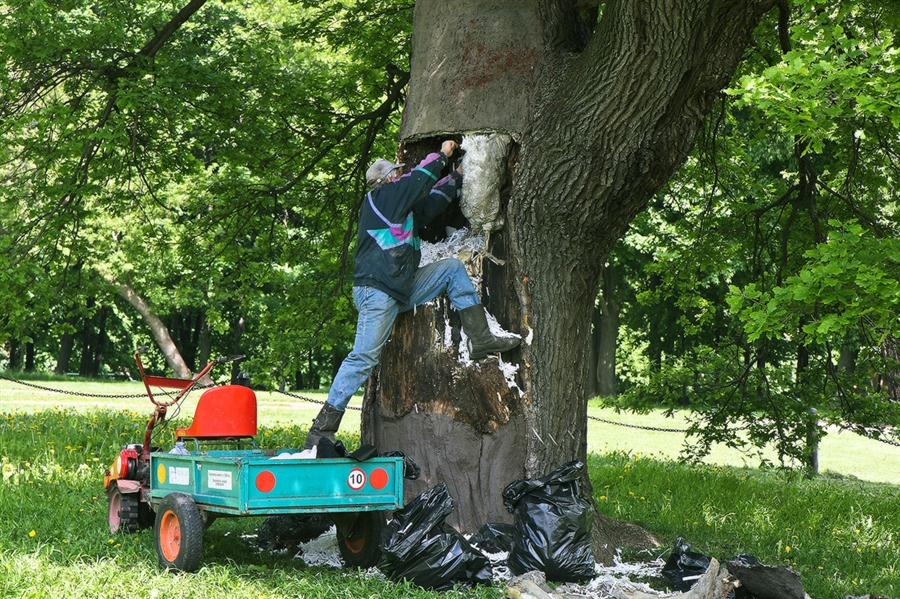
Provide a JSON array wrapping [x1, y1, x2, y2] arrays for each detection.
[[366, 158, 404, 186]]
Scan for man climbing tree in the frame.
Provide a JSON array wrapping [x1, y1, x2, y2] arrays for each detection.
[[0, 0, 784, 563]]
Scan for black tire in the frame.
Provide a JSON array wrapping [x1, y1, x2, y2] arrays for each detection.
[[154, 493, 204, 572], [107, 483, 139, 534], [138, 500, 156, 530], [333, 511, 386, 568]]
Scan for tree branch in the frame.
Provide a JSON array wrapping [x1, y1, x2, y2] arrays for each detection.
[[271, 67, 410, 198], [6, 0, 211, 266], [136, 0, 209, 62]]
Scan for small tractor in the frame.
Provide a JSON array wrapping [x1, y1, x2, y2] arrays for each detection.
[[104, 349, 403, 572]]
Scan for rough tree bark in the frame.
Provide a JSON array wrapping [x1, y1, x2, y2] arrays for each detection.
[[363, 0, 777, 563], [55, 328, 75, 376]]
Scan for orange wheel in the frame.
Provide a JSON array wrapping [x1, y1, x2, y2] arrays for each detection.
[[344, 535, 367, 554], [334, 511, 386, 568], [154, 493, 203, 572]]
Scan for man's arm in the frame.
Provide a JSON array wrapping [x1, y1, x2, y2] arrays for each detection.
[[415, 165, 462, 227], [383, 140, 459, 217]]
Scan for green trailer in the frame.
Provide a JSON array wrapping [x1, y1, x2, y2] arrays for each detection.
[[149, 450, 404, 572], [105, 352, 404, 573]]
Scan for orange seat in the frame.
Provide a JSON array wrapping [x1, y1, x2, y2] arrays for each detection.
[[175, 385, 258, 440]]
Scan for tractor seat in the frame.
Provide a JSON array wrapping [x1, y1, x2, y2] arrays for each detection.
[[175, 385, 258, 440]]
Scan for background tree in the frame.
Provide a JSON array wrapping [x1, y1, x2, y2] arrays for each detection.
[[0, 0, 410, 379], [605, 0, 900, 468]]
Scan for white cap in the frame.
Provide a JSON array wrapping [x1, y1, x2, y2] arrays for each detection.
[[366, 158, 404, 186]]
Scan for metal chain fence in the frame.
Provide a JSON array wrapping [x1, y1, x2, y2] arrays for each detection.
[[270, 387, 361, 411], [1, 373, 895, 444]]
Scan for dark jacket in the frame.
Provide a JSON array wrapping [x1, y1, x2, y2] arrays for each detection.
[[353, 152, 462, 304]]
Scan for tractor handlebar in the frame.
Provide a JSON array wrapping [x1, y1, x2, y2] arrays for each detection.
[[215, 354, 246, 365]]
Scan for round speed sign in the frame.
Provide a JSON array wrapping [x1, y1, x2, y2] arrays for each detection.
[[347, 467, 366, 490]]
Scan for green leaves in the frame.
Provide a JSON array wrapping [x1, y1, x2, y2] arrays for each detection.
[[728, 4, 900, 155], [612, 0, 900, 468], [0, 0, 413, 382], [730, 220, 900, 343]]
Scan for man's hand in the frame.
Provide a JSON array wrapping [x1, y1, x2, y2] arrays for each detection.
[[441, 140, 459, 157]]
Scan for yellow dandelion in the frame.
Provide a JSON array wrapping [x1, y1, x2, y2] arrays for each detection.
[[28, 530, 36, 538]]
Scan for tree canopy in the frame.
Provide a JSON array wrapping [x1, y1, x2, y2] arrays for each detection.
[[1, 0, 898, 470], [603, 0, 900, 465], [0, 0, 412, 380]]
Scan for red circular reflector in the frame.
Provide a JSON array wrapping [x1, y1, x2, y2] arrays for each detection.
[[370, 467, 389, 490], [116, 455, 128, 478], [256, 470, 276, 493]]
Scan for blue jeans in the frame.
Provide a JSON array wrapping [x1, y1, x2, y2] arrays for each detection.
[[325, 258, 480, 411]]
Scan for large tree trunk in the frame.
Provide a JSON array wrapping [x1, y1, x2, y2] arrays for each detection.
[[24, 339, 35, 372], [8, 340, 20, 370], [79, 298, 98, 377], [90, 306, 108, 377], [55, 313, 78, 375], [365, 0, 776, 563], [55, 330, 75, 376], [588, 306, 601, 397]]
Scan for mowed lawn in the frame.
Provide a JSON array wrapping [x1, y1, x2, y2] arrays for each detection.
[[1, 375, 899, 599]]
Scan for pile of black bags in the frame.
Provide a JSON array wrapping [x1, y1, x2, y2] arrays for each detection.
[[380, 460, 596, 589], [380, 482, 493, 590], [502, 460, 596, 582]]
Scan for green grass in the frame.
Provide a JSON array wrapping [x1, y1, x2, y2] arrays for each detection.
[[0, 408, 485, 599], [588, 453, 899, 598], [1, 376, 899, 598], [585, 399, 900, 485]]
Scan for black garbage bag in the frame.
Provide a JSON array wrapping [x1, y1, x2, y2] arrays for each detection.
[[257, 514, 333, 551], [663, 538, 758, 598], [502, 460, 595, 583], [380, 482, 492, 590], [470, 522, 515, 554], [315, 437, 347, 458], [379, 450, 421, 480], [662, 537, 712, 591]]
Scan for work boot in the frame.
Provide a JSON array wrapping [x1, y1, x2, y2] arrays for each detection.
[[459, 304, 521, 361], [304, 403, 344, 449]]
